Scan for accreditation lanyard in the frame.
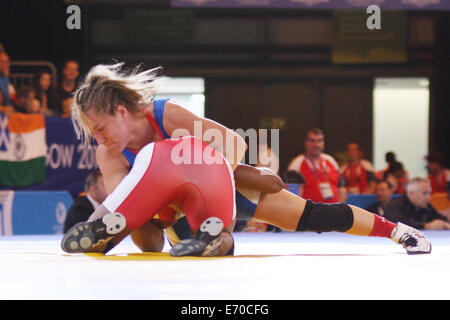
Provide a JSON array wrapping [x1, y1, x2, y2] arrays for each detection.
[[344, 163, 362, 184], [305, 157, 329, 182], [306, 157, 333, 199]]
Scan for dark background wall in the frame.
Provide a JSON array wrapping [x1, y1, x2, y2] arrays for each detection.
[[1, 0, 448, 173], [0, 0, 84, 70]]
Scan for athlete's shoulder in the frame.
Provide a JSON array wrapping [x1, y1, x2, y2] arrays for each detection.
[[143, 98, 171, 117], [163, 99, 193, 119], [322, 153, 340, 170], [287, 154, 306, 171], [161, 99, 206, 138], [360, 159, 375, 172], [340, 163, 348, 172]]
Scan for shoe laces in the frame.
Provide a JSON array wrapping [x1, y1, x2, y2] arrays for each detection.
[[399, 228, 426, 247], [399, 234, 418, 248]]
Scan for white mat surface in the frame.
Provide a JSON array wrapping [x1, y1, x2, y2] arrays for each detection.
[[1, 231, 449, 300]]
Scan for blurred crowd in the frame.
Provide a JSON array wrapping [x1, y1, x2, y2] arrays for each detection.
[[0, 45, 77, 118], [244, 128, 450, 232], [1, 43, 449, 233]]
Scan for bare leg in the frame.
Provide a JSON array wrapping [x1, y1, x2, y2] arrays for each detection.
[[345, 205, 375, 236], [130, 220, 165, 252], [253, 189, 306, 231], [252, 188, 384, 236]]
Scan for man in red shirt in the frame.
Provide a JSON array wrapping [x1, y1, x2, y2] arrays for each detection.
[[426, 152, 449, 194], [341, 142, 376, 194], [287, 128, 346, 203]]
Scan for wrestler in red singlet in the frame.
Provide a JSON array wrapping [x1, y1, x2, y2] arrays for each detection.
[[103, 136, 236, 233], [61, 136, 236, 255]]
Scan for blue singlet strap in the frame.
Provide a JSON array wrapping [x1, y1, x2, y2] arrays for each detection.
[[153, 99, 170, 139]]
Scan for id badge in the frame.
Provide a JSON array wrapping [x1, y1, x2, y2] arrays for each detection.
[[319, 182, 334, 199]]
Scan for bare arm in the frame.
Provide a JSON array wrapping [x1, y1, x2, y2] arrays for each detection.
[[87, 145, 130, 222], [234, 164, 284, 194], [162, 100, 247, 170], [95, 144, 131, 195], [85, 146, 135, 252]]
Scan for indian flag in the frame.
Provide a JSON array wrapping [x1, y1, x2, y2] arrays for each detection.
[[0, 112, 47, 187]]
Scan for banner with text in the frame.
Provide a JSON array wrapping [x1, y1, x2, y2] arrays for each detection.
[[0, 116, 97, 198], [171, 0, 450, 10]]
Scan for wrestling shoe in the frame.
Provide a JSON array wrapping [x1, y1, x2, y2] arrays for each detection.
[[61, 212, 126, 253], [169, 237, 222, 257], [170, 217, 224, 257], [391, 222, 432, 255]]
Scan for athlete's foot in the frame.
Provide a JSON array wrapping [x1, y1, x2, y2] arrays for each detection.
[[61, 212, 126, 253], [218, 232, 235, 256], [390, 222, 432, 255], [170, 217, 224, 257], [169, 237, 222, 257]]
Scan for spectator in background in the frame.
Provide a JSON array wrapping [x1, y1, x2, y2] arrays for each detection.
[[376, 151, 397, 180], [283, 170, 306, 197], [27, 98, 42, 114], [427, 152, 450, 219], [383, 161, 409, 194], [63, 170, 107, 233], [0, 53, 9, 103], [367, 179, 395, 217], [57, 60, 80, 104], [0, 52, 16, 107], [430, 182, 450, 220], [33, 69, 59, 116], [61, 97, 73, 118], [287, 128, 346, 203], [426, 151, 449, 194], [384, 177, 450, 230], [0, 89, 14, 114], [13, 85, 36, 114], [341, 142, 376, 194], [385, 151, 396, 165]]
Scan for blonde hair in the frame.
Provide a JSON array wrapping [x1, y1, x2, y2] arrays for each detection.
[[71, 62, 163, 144]]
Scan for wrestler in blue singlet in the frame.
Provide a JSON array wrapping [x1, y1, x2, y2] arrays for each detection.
[[121, 99, 258, 239]]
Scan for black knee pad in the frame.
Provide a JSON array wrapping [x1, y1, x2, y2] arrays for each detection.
[[296, 200, 354, 233]]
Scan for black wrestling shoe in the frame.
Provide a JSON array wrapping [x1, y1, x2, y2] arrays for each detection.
[[169, 237, 222, 257], [169, 217, 224, 257], [169, 238, 207, 257], [61, 213, 126, 253]]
